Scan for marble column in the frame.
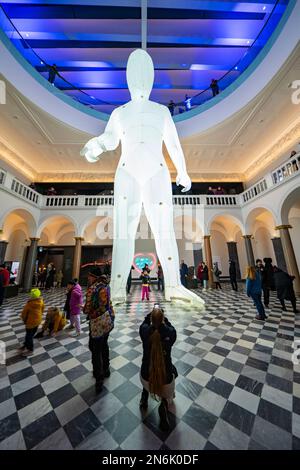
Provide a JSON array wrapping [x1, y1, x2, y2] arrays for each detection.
[[72, 237, 84, 280], [242, 235, 255, 266], [0, 241, 8, 264], [271, 237, 287, 272], [275, 225, 300, 293], [204, 235, 213, 288], [23, 238, 39, 291], [227, 241, 241, 279]]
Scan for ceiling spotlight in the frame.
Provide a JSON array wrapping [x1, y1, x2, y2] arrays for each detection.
[[234, 66, 238, 70], [25, 33, 29, 37], [247, 40, 250, 44], [40, 61, 44, 65], [263, 5, 266, 11]]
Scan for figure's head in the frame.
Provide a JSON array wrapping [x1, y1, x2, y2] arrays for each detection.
[[126, 49, 154, 101]]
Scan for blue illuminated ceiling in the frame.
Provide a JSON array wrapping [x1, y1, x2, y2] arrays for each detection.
[[0, 0, 290, 114]]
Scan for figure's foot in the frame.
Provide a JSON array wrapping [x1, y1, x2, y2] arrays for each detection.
[[165, 285, 205, 308]]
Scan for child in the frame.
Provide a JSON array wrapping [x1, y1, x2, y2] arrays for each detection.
[[35, 307, 67, 338], [19, 288, 44, 356], [68, 280, 83, 336], [140, 269, 150, 301]]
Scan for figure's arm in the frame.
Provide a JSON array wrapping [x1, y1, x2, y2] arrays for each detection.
[[80, 109, 120, 163], [162, 107, 191, 192]]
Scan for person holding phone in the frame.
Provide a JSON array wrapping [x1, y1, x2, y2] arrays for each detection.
[[139, 307, 177, 431]]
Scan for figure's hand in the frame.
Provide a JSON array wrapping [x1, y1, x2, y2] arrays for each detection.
[[176, 173, 191, 193], [80, 137, 104, 163]]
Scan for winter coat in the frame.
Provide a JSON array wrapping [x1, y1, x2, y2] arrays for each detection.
[[0, 268, 10, 286], [21, 298, 44, 329], [140, 314, 177, 384], [246, 272, 262, 297], [84, 279, 115, 339], [274, 270, 296, 301], [262, 262, 275, 290], [202, 265, 209, 281], [229, 262, 237, 280], [42, 310, 66, 333], [140, 274, 150, 286], [69, 283, 83, 315], [212, 266, 221, 282], [197, 265, 203, 280]]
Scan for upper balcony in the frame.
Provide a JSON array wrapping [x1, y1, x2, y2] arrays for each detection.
[[1, 152, 300, 212]]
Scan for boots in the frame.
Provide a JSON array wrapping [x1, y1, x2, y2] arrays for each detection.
[[158, 398, 170, 431], [139, 389, 149, 409]]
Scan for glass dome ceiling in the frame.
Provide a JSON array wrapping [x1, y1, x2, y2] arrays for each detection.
[[0, 0, 290, 115]]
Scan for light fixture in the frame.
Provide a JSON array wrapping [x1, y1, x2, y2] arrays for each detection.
[[40, 61, 44, 65], [25, 33, 29, 37], [263, 5, 266, 11]]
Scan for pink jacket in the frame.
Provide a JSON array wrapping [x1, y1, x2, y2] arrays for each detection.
[[69, 283, 83, 315]]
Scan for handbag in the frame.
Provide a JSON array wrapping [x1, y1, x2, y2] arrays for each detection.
[[90, 310, 114, 339]]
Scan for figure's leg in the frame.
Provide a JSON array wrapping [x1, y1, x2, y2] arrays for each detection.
[[110, 170, 142, 302], [142, 170, 204, 308]]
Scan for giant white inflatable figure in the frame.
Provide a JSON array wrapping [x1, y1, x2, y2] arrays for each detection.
[[81, 49, 204, 307]]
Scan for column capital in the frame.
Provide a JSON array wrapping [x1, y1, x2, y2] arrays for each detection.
[[203, 235, 211, 240], [227, 241, 237, 245], [29, 237, 40, 242], [275, 224, 292, 230], [0, 240, 9, 245], [242, 234, 253, 239], [74, 236, 84, 241]]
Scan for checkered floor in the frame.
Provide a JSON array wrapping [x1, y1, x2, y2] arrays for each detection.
[[0, 284, 300, 450]]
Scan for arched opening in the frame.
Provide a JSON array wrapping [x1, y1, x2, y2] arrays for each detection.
[[281, 186, 300, 271], [245, 207, 276, 265], [209, 214, 245, 278]]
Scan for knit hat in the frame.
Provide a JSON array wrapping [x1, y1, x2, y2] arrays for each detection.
[[30, 288, 41, 299]]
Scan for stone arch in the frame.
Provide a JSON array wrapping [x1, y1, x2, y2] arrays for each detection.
[[37, 214, 78, 241]]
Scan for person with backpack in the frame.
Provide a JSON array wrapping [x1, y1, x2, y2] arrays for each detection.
[[273, 266, 299, 313], [212, 262, 222, 289], [139, 307, 177, 431], [84, 268, 115, 393]]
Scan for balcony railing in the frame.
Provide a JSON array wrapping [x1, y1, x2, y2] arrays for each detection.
[[1, 151, 299, 210]]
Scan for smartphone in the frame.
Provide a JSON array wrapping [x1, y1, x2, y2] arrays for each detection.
[[154, 303, 160, 308]]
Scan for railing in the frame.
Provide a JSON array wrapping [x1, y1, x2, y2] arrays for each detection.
[[84, 196, 114, 207], [272, 152, 300, 184], [205, 195, 237, 206], [45, 195, 79, 207], [0, 170, 5, 185], [241, 178, 268, 203], [10, 178, 40, 205]]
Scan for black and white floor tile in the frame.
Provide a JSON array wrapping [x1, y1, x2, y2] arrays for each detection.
[[0, 284, 300, 450]]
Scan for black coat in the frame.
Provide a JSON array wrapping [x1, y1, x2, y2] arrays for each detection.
[[262, 262, 275, 290], [274, 270, 296, 301], [139, 314, 176, 384], [229, 262, 236, 280], [202, 265, 209, 281]]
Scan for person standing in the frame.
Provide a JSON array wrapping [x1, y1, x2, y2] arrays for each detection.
[[197, 262, 204, 287], [229, 260, 238, 291], [19, 288, 44, 356], [45, 263, 55, 289], [126, 265, 135, 294], [261, 258, 274, 308], [202, 262, 209, 290], [212, 262, 222, 289], [68, 280, 83, 337], [143, 263, 151, 291], [246, 266, 266, 321], [139, 308, 177, 431], [0, 264, 10, 308], [103, 261, 111, 277], [157, 262, 164, 291], [210, 79, 219, 97], [273, 266, 298, 313], [140, 269, 150, 301], [55, 269, 63, 288], [84, 268, 115, 393], [180, 260, 188, 288]]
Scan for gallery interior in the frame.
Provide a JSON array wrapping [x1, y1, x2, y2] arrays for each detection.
[[0, 0, 300, 452]]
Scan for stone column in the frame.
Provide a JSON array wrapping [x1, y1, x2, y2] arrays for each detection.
[[0, 240, 9, 264], [204, 235, 213, 288], [227, 241, 241, 279], [242, 235, 255, 266], [23, 238, 39, 291], [271, 237, 287, 272], [72, 237, 84, 280], [275, 225, 300, 293]]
